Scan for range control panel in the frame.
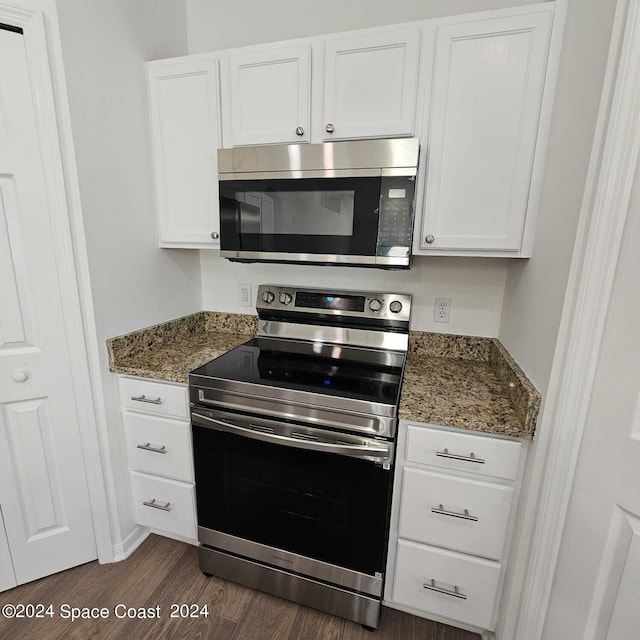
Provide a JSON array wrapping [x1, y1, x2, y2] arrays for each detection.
[[256, 285, 411, 323]]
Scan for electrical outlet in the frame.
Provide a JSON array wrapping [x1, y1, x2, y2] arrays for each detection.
[[434, 297, 452, 323], [238, 283, 252, 307]]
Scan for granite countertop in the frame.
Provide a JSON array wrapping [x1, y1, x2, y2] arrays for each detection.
[[107, 313, 541, 439], [106, 312, 256, 384]]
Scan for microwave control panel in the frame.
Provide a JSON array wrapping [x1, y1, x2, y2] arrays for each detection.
[[376, 176, 416, 255]]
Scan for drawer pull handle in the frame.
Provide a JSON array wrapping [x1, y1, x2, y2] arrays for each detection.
[[435, 448, 485, 464], [431, 504, 478, 522], [136, 442, 167, 454], [423, 579, 467, 600], [131, 394, 162, 405], [142, 499, 171, 512]]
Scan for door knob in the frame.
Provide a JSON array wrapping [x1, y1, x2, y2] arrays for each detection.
[[425, 235, 435, 244], [12, 371, 29, 383], [295, 126, 304, 136], [325, 123, 335, 134], [210, 231, 219, 240]]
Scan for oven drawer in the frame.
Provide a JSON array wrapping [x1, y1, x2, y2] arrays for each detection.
[[405, 424, 521, 481], [393, 539, 500, 629], [398, 467, 513, 561], [130, 471, 197, 540], [123, 411, 193, 482], [119, 377, 188, 419]]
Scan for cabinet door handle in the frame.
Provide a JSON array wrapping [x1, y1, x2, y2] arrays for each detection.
[[295, 126, 304, 136], [210, 231, 220, 240], [431, 504, 478, 522], [423, 579, 467, 600], [131, 394, 162, 405], [136, 442, 167, 454], [425, 234, 435, 244], [435, 448, 485, 464], [325, 123, 335, 133], [142, 499, 171, 512]]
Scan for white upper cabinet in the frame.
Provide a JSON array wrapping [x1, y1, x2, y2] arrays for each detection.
[[147, 57, 221, 248], [416, 7, 554, 254], [223, 44, 311, 146], [145, 6, 557, 254], [322, 28, 421, 140]]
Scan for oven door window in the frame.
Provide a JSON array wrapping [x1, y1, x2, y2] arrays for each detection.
[[192, 426, 392, 577], [219, 177, 380, 256]]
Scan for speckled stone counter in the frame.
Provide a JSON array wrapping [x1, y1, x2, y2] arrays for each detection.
[[399, 333, 541, 439], [107, 313, 541, 439], [106, 312, 255, 384]]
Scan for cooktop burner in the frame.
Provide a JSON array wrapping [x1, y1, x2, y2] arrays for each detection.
[[191, 337, 404, 407]]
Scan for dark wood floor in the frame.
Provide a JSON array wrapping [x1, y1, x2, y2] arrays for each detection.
[[0, 535, 480, 640]]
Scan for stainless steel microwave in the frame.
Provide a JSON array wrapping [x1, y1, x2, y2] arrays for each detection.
[[217, 138, 419, 268]]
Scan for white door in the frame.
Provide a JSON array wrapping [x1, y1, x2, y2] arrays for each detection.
[[224, 44, 311, 146], [0, 509, 16, 591], [147, 57, 222, 248], [418, 7, 553, 252], [322, 28, 420, 141], [0, 27, 96, 587], [542, 164, 640, 637]]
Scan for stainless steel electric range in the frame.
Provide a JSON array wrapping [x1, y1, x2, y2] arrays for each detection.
[[189, 285, 411, 629]]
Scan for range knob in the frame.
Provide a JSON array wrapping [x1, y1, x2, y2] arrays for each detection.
[[279, 292, 292, 305], [262, 290, 275, 304], [389, 300, 403, 314], [369, 299, 382, 312]]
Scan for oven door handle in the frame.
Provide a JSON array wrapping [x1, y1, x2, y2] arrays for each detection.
[[191, 412, 391, 463]]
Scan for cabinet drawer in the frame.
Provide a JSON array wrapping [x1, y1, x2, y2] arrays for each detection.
[[405, 424, 521, 480], [123, 412, 193, 482], [130, 472, 196, 540], [119, 377, 188, 419], [398, 467, 513, 560], [393, 539, 500, 629]]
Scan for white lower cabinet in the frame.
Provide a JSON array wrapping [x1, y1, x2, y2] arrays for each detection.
[[118, 376, 197, 543], [130, 472, 197, 541], [386, 422, 524, 633], [393, 540, 501, 629], [398, 467, 513, 561], [122, 412, 194, 483]]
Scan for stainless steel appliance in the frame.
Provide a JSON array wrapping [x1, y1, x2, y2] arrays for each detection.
[[189, 285, 412, 628], [217, 138, 419, 268]]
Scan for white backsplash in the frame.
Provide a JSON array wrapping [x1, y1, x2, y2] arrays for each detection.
[[200, 252, 508, 337]]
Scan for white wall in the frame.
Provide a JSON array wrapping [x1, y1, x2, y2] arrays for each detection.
[[186, 0, 540, 52], [499, 0, 619, 395], [495, 1, 619, 637], [55, 0, 197, 543], [201, 254, 507, 335]]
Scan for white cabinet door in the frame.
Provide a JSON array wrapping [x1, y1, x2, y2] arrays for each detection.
[[122, 412, 194, 483], [0, 511, 16, 592], [130, 472, 197, 540], [225, 44, 311, 146], [119, 377, 189, 420], [398, 467, 514, 561], [418, 7, 553, 252], [0, 29, 96, 586], [147, 57, 221, 248], [393, 539, 501, 629], [323, 29, 420, 140]]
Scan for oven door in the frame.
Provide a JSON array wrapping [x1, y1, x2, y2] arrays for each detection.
[[190, 408, 395, 595], [218, 174, 415, 266]]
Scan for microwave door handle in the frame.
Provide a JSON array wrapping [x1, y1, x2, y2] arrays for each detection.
[[191, 412, 390, 462]]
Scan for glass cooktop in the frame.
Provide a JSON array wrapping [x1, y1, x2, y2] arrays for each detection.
[[190, 337, 404, 406]]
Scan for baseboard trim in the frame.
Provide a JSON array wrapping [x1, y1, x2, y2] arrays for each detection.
[[112, 526, 149, 562]]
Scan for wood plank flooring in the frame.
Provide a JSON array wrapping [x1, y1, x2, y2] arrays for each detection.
[[0, 535, 480, 640]]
